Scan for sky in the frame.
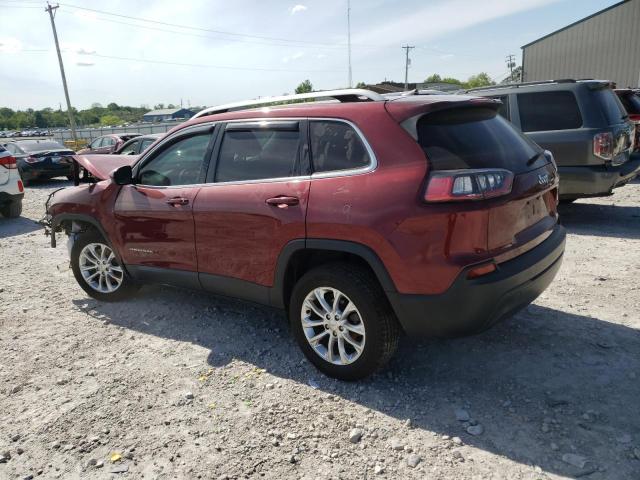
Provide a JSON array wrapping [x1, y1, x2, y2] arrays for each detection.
[[0, 0, 622, 110]]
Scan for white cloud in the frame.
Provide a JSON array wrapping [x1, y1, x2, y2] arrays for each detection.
[[353, 0, 561, 46], [76, 61, 95, 67], [439, 54, 454, 60], [290, 4, 307, 15], [0, 37, 22, 53], [282, 51, 304, 63]]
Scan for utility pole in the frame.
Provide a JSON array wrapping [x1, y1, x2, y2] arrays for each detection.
[[347, 0, 352, 88], [45, 2, 78, 144], [506, 54, 516, 83], [402, 45, 415, 91]]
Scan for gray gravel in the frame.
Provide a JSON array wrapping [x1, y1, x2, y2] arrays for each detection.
[[1, 178, 639, 479]]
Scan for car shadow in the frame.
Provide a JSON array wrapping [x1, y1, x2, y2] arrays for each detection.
[[74, 287, 640, 478], [559, 201, 640, 239], [0, 215, 42, 238], [25, 177, 71, 189]]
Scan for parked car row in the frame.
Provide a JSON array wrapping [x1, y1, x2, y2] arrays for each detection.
[[463, 79, 639, 201], [1, 129, 52, 138]]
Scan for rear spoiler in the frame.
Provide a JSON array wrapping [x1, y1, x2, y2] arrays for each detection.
[[386, 97, 502, 141]]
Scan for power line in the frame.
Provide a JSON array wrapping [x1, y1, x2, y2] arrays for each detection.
[[56, 10, 349, 50], [58, 2, 347, 48]]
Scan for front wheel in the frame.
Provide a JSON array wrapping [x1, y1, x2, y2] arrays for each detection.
[[289, 264, 400, 380], [70, 229, 139, 301]]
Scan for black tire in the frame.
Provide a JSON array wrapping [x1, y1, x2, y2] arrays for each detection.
[[66, 175, 75, 182], [70, 229, 139, 302], [289, 263, 400, 381], [0, 199, 22, 218]]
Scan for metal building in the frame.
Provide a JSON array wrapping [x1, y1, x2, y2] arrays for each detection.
[[522, 0, 640, 87]]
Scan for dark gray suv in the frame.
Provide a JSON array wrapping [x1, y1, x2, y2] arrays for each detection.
[[466, 80, 639, 201]]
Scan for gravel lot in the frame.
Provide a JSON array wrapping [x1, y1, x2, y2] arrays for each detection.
[[1, 179, 639, 479]]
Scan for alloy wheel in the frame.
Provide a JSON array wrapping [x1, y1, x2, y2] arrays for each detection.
[[78, 243, 124, 293], [300, 287, 366, 365]]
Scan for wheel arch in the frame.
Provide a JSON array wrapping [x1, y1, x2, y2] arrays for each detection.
[[271, 239, 398, 310], [52, 213, 126, 266]]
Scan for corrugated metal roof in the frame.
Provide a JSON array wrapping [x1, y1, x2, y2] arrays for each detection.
[[143, 108, 185, 116], [521, 0, 630, 49]]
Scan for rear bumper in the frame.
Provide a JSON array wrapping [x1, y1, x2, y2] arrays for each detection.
[[387, 224, 566, 337], [558, 154, 640, 199], [18, 159, 73, 180]]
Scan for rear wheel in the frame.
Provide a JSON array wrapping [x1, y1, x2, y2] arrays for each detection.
[[0, 199, 22, 218], [289, 264, 400, 380], [70, 229, 138, 301]]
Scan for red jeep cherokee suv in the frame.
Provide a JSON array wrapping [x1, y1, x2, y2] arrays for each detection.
[[46, 89, 566, 380]]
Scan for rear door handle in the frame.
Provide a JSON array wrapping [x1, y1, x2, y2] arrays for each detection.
[[166, 196, 189, 206], [266, 196, 299, 208]]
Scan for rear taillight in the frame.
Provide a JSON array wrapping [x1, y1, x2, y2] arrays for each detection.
[[593, 132, 614, 160], [24, 156, 41, 164], [424, 168, 514, 203], [17, 180, 24, 192], [0, 154, 17, 169]]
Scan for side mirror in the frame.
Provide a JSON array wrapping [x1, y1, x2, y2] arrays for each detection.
[[111, 165, 133, 185]]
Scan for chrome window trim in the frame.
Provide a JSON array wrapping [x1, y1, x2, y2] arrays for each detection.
[[132, 117, 377, 189]]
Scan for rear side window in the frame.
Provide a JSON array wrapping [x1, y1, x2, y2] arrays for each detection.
[[593, 89, 628, 124], [518, 91, 582, 132], [310, 121, 371, 173], [417, 107, 541, 174], [102, 137, 116, 147], [215, 128, 300, 182]]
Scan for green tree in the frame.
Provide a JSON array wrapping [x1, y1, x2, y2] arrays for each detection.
[[425, 73, 442, 83], [100, 114, 121, 126], [106, 102, 119, 110], [464, 72, 494, 89], [154, 103, 165, 110], [295, 79, 313, 94], [355, 81, 367, 89]]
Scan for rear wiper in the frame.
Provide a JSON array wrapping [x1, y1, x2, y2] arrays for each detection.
[[526, 151, 543, 166]]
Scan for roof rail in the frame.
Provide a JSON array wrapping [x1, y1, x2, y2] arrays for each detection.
[[465, 79, 577, 92], [192, 89, 384, 119]]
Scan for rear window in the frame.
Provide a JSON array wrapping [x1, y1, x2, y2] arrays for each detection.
[[19, 141, 65, 152], [594, 89, 629, 124], [417, 107, 541, 174], [617, 92, 640, 114], [517, 91, 582, 132]]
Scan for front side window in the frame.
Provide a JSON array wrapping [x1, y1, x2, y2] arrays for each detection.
[[310, 121, 370, 173], [90, 138, 102, 149], [102, 137, 116, 147], [138, 133, 210, 186], [215, 127, 300, 182], [518, 91, 582, 132]]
